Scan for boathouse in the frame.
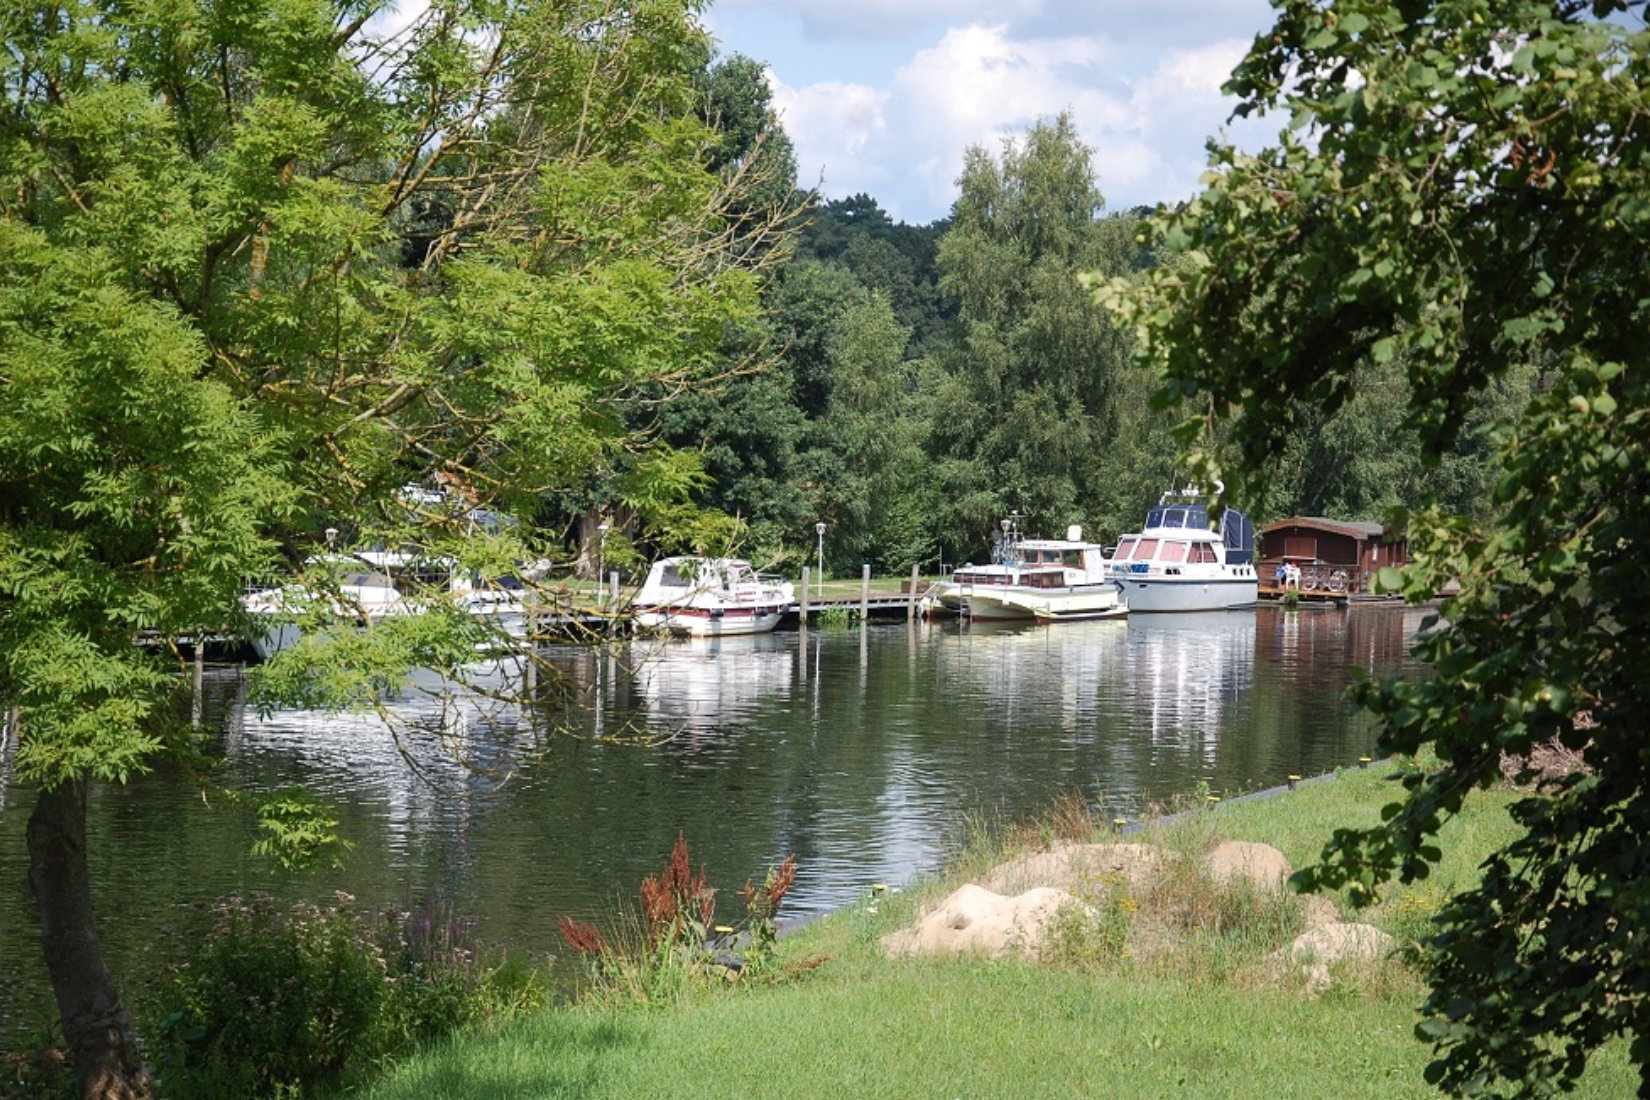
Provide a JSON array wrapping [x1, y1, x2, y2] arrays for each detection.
[[1258, 517, 1408, 600]]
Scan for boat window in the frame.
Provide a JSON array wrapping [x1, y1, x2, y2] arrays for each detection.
[[1115, 538, 1136, 560], [1146, 507, 1165, 528], [1062, 549, 1083, 568], [1134, 538, 1159, 560], [342, 571, 395, 589], [1027, 570, 1063, 589], [1192, 543, 1217, 563], [659, 563, 691, 587], [1163, 508, 1185, 528], [1159, 541, 1187, 563]]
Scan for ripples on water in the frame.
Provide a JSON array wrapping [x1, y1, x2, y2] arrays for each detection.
[[0, 605, 1428, 1042]]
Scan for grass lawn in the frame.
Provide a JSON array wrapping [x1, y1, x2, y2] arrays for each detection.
[[360, 762, 1639, 1100]]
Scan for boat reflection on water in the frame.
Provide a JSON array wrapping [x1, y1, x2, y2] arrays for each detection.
[[1119, 612, 1256, 761], [937, 611, 1256, 763], [227, 660, 547, 825], [624, 633, 795, 747]]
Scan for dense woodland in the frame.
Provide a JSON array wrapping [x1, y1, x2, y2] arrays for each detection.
[[609, 60, 1518, 581]]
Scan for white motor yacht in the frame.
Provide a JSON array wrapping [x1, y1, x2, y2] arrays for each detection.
[[1109, 487, 1259, 612], [926, 520, 1126, 622], [631, 557, 795, 637]]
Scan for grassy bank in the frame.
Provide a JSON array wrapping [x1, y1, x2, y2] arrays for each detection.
[[360, 763, 1636, 1099]]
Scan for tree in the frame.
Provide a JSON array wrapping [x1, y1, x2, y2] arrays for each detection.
[[1108, 1, 1650, 1093], [0, 1, 782, 1095], [925, 113, 1137, 557]]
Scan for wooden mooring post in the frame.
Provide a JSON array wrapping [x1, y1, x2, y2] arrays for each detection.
[[907, 564, 921, 621], [799, 566, 811, 623], [859, 564, 871, 623], [192, 642, 205, 728]]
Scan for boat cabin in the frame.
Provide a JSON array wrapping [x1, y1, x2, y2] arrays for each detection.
[[1258, 517, 1408, 597]]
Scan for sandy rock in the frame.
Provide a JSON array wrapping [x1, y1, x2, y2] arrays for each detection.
[[980, 843, 1167, 897], [1284, 922, 1398, 994], [881, 883, 1089, 959], [1205, 840, 1293, 892], [1300, 894, 1341, 932], [1288, 921, 1396, 965]]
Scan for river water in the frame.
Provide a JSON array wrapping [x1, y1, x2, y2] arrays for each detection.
[[0, 605, 1425, 1043]]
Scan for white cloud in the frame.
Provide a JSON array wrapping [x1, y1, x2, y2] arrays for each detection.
[[710, 1, 1283, 222]]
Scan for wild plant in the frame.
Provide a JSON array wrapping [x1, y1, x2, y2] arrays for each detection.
[[557, 832, 800, 1003], [141, 893, 532, 1099]]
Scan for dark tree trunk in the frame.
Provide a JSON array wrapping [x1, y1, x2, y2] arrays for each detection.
[[28, 778, 152, 1100]]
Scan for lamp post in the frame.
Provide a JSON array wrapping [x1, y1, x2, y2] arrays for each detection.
[[596, 522, 610, 607], [815, 521, 826, 599]]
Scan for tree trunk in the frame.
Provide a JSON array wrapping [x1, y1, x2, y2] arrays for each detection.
[[28, 778, 152, 1100]]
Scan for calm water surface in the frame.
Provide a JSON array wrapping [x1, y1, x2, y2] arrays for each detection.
[[0, 605, 1425, 1042]]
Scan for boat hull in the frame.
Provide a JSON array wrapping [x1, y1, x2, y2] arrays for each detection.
[[944, 583, 1126, 623], [1116, 575, 1257, 613], [634, 605, 789, 637]]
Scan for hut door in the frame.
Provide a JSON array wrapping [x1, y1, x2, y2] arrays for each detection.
[[1283, 536, 1317, 560]]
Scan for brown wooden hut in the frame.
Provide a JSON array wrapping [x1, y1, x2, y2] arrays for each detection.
[[1258, 517, 1408, 599]]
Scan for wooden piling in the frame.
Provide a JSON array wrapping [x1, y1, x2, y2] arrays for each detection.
[[192, 642, 205, 728], [907, 564, 921, 620], [800, 566, 811, 624], [859, 564, 871, 623]]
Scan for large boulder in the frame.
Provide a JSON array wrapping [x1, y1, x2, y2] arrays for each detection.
[[1205, 840, 1292, 892], [881, 884, 1089, 959], [1283, 922, 1398, 994], [980, 843, 1167, 898]]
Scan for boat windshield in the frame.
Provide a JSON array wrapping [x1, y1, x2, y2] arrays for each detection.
[[1115, 538, 1137, 560], [658, 561, 695, 587], [1159, 541, 1187, 563], [1132, 538, 1159, 560]]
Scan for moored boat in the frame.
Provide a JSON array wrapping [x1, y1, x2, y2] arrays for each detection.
[[631, 557, 795, 637], [926, 521, 1126, 623], [1109, 487, 1258, 612]]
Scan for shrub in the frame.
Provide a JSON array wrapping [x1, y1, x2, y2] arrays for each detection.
[[144, 893, 385, 1099], [142, 893, 537, 1098]]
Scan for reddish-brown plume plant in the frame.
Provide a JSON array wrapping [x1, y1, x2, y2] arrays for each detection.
[[639, 831, 714, 943], [743, 854, 798, 924], [557, 915, 607, 957]]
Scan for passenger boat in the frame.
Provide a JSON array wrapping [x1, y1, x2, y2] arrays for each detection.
[[926, 522, 1126, 622], [1108, 487, 1258, 612], [631, 557, 795, 637]]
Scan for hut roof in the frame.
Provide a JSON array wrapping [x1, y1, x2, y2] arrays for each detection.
[[1260, 516, 1388, 540]]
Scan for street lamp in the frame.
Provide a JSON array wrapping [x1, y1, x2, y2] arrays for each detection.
[[815, 521, 826, 599], [596, 522, 611, 606]]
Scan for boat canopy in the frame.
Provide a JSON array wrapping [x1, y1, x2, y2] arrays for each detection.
[[1220, 510, 1255, 564], [1143, 500, 1255, 564]]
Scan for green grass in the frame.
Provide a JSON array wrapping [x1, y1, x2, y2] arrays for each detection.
[[358, 762, 1640, 1100]]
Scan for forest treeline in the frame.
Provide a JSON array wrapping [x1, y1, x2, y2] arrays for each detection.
[[595, 54, 1522, 579]]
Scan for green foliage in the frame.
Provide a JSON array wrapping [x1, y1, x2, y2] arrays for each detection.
[[1112, 0, 1650, 1093], [2, 0, 791, 1086], [924, 113, 1143, 554], [144, 893, 389, 1098], [247, 788, 354, 872], [142, 893, 535, 1099]]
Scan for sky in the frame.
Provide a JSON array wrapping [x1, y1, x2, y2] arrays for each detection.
[[699, 0, 1287, 225]]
